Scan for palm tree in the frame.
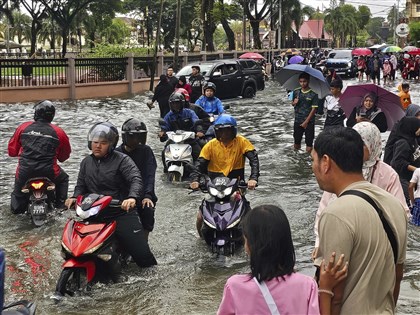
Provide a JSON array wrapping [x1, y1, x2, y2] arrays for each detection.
[[11, 11, 31, 44], [324, 6, 342, 47]]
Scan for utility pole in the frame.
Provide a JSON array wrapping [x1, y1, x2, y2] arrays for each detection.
[[277, 0, 281, 50], [6, 0, 10, 54], [173, 0, 181, 71], [150, 0, 164, 91], [242, 1, 246, 50]]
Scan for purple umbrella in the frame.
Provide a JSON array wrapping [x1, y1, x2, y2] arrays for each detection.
[[288, 55, 304, 64], [340, 84, 404, 131]]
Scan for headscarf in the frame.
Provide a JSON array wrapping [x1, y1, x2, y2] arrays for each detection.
[[158, 74, 168, 85], [353, 122, 382, 182], [405, 104, 420, 117], [358, 92, 382, 120]]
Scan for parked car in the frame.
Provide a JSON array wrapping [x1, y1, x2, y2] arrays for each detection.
[[325, 49, 357, 78], [176, 59, 265, 99]]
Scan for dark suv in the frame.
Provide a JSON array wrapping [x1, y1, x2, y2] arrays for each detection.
[[176, 59, 265, 99], [325, 49, 357, 78]]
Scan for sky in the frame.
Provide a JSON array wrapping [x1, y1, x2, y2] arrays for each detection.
[[299, 0, 407, 19]]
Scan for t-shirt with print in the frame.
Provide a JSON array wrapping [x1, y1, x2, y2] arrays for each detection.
[[293, 88, 318, 124], [410, 168, 420, 199]]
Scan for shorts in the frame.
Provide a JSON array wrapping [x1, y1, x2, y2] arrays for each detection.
[[138, 206, 155, 232], [293, 121, 315, 147]]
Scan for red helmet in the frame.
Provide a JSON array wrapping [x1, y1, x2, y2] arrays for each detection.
[[175, 88, 190, 102]]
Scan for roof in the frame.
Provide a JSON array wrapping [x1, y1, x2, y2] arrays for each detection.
[[292, 20, 331, 40]]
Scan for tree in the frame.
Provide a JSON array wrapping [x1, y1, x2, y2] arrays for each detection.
[[366, 16, 385, 41], [20, 0, 48, 55], [241, 0, 270, 49], [101, 18, 130, 44], [10, 11, 31, 44], [408, 21, 420, 46]]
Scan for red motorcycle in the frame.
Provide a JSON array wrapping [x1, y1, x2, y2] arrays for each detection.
[[21, 177, 55, 226], [53, 194, 126, 300]]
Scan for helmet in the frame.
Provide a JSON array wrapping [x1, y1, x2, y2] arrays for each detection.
[[214, 114, 237, 138], [34, 100, 55, 122], [169, 92, 185, 114], [121, 118, 147, 147], [204, 82, 216, 93], [175, 88, 190, 103], [87, 122, 119, 153]]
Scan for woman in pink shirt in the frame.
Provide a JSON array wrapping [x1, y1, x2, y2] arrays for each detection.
[[218, 205, 347, 315]]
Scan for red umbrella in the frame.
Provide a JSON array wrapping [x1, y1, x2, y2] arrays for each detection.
[[402, 46, 418, 52], [352, 48, 372, 56], [408, 48, 420, 55], [239, 52, 265, 60], [340, 84, 404, 131]]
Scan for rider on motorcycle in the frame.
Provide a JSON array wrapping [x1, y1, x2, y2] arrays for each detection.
[[115, 118, 157, 241], [65, 122, 157, 267], [190, 114, 260, 235], [194, 82, 225, 115], [8, 100, 71, 213], [159, 92, 203, 170]]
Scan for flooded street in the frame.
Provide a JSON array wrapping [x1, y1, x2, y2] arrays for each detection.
[[0, 78, 419, 314]]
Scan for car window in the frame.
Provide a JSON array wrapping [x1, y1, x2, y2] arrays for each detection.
[[176, 63, 215, 76], [223, 64, 237, 74], [329, 51, 352, 59]]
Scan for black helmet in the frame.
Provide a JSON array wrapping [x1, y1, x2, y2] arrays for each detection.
[[169, 92, 185, 114], [204, 82, 216, 93], [121, 118, 147, 147], [87, 122, 119, 153], [34, 100, 55, 122]]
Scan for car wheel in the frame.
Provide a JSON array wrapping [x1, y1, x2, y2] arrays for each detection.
[[242, 85, 256, 98]]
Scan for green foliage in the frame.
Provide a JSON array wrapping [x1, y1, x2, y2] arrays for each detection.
[[356, 29, 370, 47], [409, 21, 420, 45], [366, 17, 385, 39], [101, 18, 131, 44], [83, 42, 150, 57]]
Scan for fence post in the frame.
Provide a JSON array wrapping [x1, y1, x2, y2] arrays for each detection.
[[126, 53, 134, 94], [201, 51, 207, 62], [180, 52, 187, 69], [218, 50, 223, 59], [157, 52, 164, 76], [67, 57, 76, 100]]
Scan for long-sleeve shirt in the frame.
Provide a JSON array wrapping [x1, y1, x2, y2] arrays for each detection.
[[195, 95, 224, 115]]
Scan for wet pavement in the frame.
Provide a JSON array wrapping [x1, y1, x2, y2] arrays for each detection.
[[0, 77, 419, 314]]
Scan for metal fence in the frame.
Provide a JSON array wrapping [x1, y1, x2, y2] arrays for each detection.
[[75, 58, 127, 83], [1, 58, 68, 87]]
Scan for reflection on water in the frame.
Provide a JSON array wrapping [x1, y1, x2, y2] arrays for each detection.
[[0, 80, 419, 314]]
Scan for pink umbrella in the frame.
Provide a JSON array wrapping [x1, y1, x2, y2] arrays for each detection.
[[352, 48, 372, 56], [340, 84, 404, 131], [402, 46, 418, 52], [239, 52, 265, 60]]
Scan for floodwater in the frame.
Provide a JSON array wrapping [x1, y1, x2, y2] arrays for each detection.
[[0, 78, 419, 314]]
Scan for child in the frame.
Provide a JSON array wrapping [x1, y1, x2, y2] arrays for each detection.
[[194, 82, 224, 115], [292, 72, 319, 152], [408, 170, 420, 225], [323, 79, 346, 128], [398, 83, 412, 110], [382, 60, 391, 85], [217, 205, 348, 315]]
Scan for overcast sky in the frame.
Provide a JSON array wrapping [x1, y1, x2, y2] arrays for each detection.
[[298, 0, 407, 19]]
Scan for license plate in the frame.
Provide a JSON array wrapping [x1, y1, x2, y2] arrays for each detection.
[[33, 204, 46, 215]]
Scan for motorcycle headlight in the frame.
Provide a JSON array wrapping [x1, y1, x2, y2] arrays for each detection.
[[61, 241, 71, 254], [227, 218, 241, 229], [203, 218, 216, 229], [76, 205, 101, 220], [223, 187, 233, 196], [208, 187, 219, 197], [97, 254, 112, 261], [85, 243, 103, 255]]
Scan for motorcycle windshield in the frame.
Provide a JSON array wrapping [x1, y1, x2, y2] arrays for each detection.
[[166, 131, 195, 143]]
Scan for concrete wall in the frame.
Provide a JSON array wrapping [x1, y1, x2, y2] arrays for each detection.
[[0, 78, 157, 104]]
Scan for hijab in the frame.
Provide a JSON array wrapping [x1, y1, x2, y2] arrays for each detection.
[[405, 104, 420, 117], [357, 92, 382, 120], [158, 74, 168, 85], [179, 75, 187, 85], [353, 122, 382, 182]]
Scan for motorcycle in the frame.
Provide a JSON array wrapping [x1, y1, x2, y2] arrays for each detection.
[[1, 249, 37, 315], [163, 130, 196, 182], [21, 177, 55, 226], [53, 194, 126, 300], [198, 176, 249, 255]]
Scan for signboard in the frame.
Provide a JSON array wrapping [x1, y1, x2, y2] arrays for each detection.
[[396, 23, 409, 37]]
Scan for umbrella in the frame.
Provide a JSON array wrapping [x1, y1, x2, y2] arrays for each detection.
[[402, 46, 417, 52], [340, 84, 404, 131], [408, 48, 420, 55], [382, 46, 402, 53], [275, 64, 330, 99], [288, 55, 304, 64], [239, 52, 265, 60], [352, 48, 372, 56]]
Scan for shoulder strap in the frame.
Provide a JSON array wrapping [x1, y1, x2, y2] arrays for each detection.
[[340, 190, 398, 264], [253, 278, 280, 315]]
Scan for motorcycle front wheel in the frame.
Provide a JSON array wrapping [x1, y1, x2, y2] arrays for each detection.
[[54, 267, 88, 298], [168, 171, 181, 182]]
